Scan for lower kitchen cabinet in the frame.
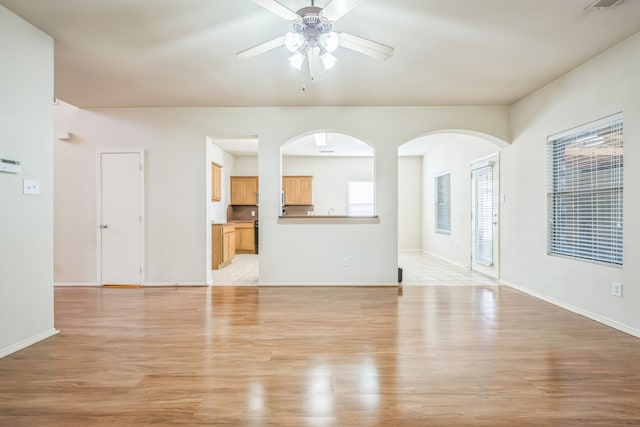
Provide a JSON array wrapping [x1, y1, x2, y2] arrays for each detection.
[[235, 221, 255, 254], [212, 223, 235, 269]]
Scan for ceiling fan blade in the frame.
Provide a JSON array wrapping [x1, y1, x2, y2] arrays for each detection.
[[338, 32, 394, 60], [321, 0, 365, 22], [252, 0, 300, 21], [236, 36, 285, 59], [307, 47, 323, 81]]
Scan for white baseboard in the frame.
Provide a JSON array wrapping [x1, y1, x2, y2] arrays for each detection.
[[501, 279, 640, 339], [422, 250, 470, 270], [398, 249, 422, 253], [0, 328, 59, 359], [54, 282, 99, 287], [143, 282, 208, 287], [56, 282, 208, 287]]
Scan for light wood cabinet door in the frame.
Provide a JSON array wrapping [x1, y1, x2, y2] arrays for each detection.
[[235, 222, 255, 254], [296, 176, 313, 205], [230, 176, 258, 205], [212, 224, 235, 269], [243, 177, 258, 205], [211, 162, 222, 202], [282, 176, 313, 205], [222, 233, 235, 262], [282, 176, 298, 205]]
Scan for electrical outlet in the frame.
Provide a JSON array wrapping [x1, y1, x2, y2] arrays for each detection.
[[612, 282, 623, 297], [251, 210, 255, 217], [23, 179, 40, 195], [343, 257, 349, 267]]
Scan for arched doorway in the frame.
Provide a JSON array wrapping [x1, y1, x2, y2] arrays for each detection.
[[398, 131, 508, 283]]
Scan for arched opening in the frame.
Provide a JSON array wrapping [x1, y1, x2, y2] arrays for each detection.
[[280, 131, 375, 217], [397, 130, 508, 284]]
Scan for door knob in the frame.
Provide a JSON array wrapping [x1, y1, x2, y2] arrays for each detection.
[[99, 224, 108, 229]]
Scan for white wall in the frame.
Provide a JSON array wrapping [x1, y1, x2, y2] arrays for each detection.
[[282, 156, 374, 215], [503, 32, 640, 335], [52, 106, 509, 285], [208, 140, 235, 224], [0, 6, 56, 357], [422, 136, 498, 267], [398, 156, 422, 250], [234, 156, 258, 176]]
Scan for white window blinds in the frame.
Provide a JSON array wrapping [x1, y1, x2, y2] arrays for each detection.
[[435, 173, 451, 234], [472, 165, 493, 266], [547, 115, 623, 266], [348, 181, 375, 216]]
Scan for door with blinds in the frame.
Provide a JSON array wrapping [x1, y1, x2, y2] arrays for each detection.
[[471, 155, 499, 278]]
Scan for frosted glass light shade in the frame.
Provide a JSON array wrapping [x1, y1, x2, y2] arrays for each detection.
[[288, 51, 305, 70], [285, 32, 304, 53], [321, 52, 337, 70], [320, 32, 339, 53]]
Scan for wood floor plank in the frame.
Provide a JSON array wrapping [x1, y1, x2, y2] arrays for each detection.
[[1, 286, 639, 426]]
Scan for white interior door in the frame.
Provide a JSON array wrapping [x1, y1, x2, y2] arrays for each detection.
[[99, 151, 143, 285], [471, 155, 499, 278]]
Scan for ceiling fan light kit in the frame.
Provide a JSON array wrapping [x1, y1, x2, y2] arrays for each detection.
[[239, 0, 394, 81]]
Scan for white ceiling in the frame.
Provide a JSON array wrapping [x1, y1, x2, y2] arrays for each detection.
[[1, 0, 639, 108]]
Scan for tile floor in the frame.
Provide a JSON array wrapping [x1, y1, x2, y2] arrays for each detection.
[[398, 250, 497, 286], [212, 251, 497, 286], [212, 254, 259, 286]]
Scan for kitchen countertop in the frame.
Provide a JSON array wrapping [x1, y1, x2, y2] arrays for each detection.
[[278, 215, 380, 224]]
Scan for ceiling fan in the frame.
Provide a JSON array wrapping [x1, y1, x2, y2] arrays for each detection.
[[237, 0, 394, 80]]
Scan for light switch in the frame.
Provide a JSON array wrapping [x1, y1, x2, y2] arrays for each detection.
[[23, 179, 40, 195]]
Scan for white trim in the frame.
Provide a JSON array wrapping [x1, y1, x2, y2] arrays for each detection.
[[97, 150, 145, 286], [54, 282, 99, 287], [143, 282, 208, 287], [468, 151, 499, 167], [422, 250, 470, 270], [398, 249, 422, 253], [500, 279, 640, 339], [0, 329, 59, 359], [548, 111, 623, 141]]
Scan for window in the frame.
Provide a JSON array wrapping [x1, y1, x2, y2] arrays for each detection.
[[435, 173, 451, 234], [348, 181, 374, 216], [472, 165, 494, 265], [547, 115, 623, 265]]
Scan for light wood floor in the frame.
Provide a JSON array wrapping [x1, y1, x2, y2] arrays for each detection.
[[1, 286, 639, 426]]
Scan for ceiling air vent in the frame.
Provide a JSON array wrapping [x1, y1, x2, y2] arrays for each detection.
[[587, 0, 625, 9]]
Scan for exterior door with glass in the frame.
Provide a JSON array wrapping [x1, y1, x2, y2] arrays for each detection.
[[471, 155, 499, 278]]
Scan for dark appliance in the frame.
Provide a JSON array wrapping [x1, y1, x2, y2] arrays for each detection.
[[254, 220, 259, 254]]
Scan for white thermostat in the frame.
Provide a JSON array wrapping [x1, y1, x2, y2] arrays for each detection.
[[0, 158, 22, 174]]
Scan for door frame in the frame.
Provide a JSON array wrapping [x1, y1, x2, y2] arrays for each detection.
[[96, 149, 145, 286], [469, 152, 500, 280]]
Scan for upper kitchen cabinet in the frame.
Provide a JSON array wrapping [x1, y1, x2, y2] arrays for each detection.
[[283, 176, 313, 205], [230, 176, 258, 205], [211, 162, 222, 202]]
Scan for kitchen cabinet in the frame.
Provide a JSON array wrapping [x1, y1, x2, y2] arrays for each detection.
[[283, 176, 313, 205], [230, 176, 258, 205], [211, 162, 222, 202], [235, 221, 255, 254], [212, 223, 235, 269]]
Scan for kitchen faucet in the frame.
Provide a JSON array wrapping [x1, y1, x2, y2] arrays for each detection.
[[328, 208, 334, 215]]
